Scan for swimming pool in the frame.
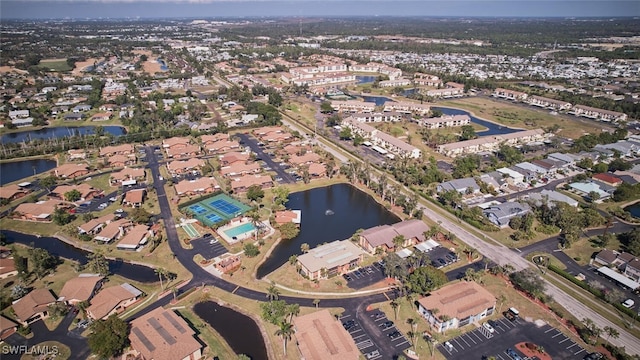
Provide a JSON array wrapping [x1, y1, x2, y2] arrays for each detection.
[[224, 223, 256, 238]]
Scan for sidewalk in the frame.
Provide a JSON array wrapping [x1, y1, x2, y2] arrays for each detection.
[[266, 277, 395, 297]]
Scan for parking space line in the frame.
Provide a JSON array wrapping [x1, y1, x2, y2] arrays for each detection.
[[395, 340, 410, 347], [575, 348, 586, 355], [453, 338, 466, 349], [383, 292, 390, 300], [496, 355, 506, 360], [544, 327, 555, 333], [558, 337, 570, 344], [231, 285, 239, 294], [471, 330, 484, 341], [340, 314, 351, 319], [566, 343, 578, 350], [374, 317, 386, 322], [464, 333, 477, 344], [458, 335, 471, 347], [350, 329, 363, 335], [552, 331, 563, 338]]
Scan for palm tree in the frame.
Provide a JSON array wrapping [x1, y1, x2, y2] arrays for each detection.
[[497, 294, 507, 313], [266, 284, 280, 301], [390, 299, 400, 320], [171, 287, 178, 302], [440, 315, 452, 334], [392, 235, 406, 250], [312, 299, 320, 308], [604, 326, 619, 346], [155, 267, 167, 290], [300, 243, 310, 254], [288, 255, 298, 266], [275, 321, 294, 356], [287, 303, 300, 323]]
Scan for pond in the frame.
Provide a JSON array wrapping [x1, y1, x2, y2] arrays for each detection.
[[0, 158, 57, 186], [1, 230, 157, 283], [193, 301, 268, 360], [356, 75, 377, 84], [433, 107, 522, 136], [361, 95, 395, 106], [157, 58, 168, 71], [624, 203, 640, 218], [1, 126, 126, 144], [256, 183, 400, 278]]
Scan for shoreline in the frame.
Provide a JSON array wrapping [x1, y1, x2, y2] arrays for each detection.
[[0, 154, 57, 164], [434, 102, 526, 131]]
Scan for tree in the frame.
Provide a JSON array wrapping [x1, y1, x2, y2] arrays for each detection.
[[39, 175, 57, 192], [267, 284, 281, 301], [603, 326, 619, 346], [286, 303, 300, 322], [320, 101, 333, 113], [86, 251, 110, 276], [11, 284, 28, 300], [246, 185, 265, 203], [279, 222, 300, 240], [88, 315, 129, 359], [392, 235, 406, 250], [300, 243, 310, 254], [312, 299, 320, 308], [460, 125, 477, 141], [243, 243, 260, 257], [52, 206, 74, 225], [288, 255, 298, 266], [509, 269, 546, 301], [275, 321, 294, 356], [28, 248, 58, 279], [155, 268, 167, 290], [64, 189, 82, 202], [339, 126, 353, 140], [390, 299, 400, 320], [129, 207, 152, 224], [13, 254, 27, 279], [273, 186, 290, 207], [260, 299, 288, 325], [407, 266, 448, 295]]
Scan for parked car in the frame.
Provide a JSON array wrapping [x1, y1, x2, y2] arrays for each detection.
[[506, 348, 522, 360], [97, 203, 108, 210], [622, 299, 635, 308], [387, 330, 402, 339], [202, 233, 213, 239], [342, 320, 356, 330], [483, 322, 495, 333], [380, 321, 394, 329]]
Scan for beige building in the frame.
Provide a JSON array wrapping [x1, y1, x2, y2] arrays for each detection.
[[437, 129, 546, 158], [129, 307, 203, 360], [297, 240, 364, 280], [292, 309, 360, 360], [12, 289, 57, 325], [58, 274, 104, 305], [86, 283, 142, 320]]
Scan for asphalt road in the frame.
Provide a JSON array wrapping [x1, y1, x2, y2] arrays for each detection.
[[235, 133, 296, 184]]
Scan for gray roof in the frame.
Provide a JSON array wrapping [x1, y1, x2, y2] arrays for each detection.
[[483, 202, 530, 227], [528, 190, 579, 207], [437, 178, 480, 193]]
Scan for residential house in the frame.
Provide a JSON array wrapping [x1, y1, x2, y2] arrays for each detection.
[[110, 167, 146, 186], [167, 158, 205, 175], [297, 240, 364, 280], [0, 184, 31, 202], [99, 144, 135, 157], [307, 163, 327, 178], [343, 117, 421, 159], [175, 177, 219, 197], [0, 258, 17, 279], [129, 307, 202, 360], [52, 163, 90, 179], [78, 214, 115, 235], [359, 219, 430, 254], [592, 173, 623, 187], [107, 154, 136, 168], [437, 129, 546, 158], [383, 102, 431, 115], [289, 152, 322, 167], [437, 178, 480, 194], [350, 112, 403, 123], [482, 202, 531, 228], [123, 189, 146, 207], [67, 149, 87, 160], [94, 219, 130, 243], [12, 289, 57, 325], [572, 105, 627, 123], [624, 258, 640, 282], [568, 181, 614, 201], [0, 315, 18, 340], [292, 309, 360, 360], [527, 96, 572, 111], [165, 144, 200, 159], [547, 152, 578, 167], [73, 104, 92, 113], [594, 249, 620, 267], [219, 152, 250, 166], [13, 200, 64, 222], [50, 183, 101, 201], [230, 174, 273, 192], [273, 210, 302, 225], [58, 274, 104, 305], [162, 137, 191, 149], [204, 139, 240, 154], [64, 113, 85, 121], [417, 282, 496, 333], [493, 88, 528, 101], [220, 162, 261, 178], [86, 283, 142, 320], [91, 112, 112, 122], [527, 190, 579, 208], [214, 254, 241, 274], [117, 224, 151, 251]]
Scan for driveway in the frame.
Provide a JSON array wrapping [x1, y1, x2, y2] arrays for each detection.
[[235, 133, 296, 184], [2, 311, 90, 360]]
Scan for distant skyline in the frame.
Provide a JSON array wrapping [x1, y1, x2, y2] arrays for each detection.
[[1, 1, 639, 20]]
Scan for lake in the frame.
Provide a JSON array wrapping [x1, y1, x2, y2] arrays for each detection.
[[256, 183, 400, 278], [433, 107, 522, 136], [0, 158, 57, 186], [2, 230, 157, 283], [1, 126, 126, 144], [624, 203, 640, 218], [362, 95, 395, 106], [356, 75, 377, 84], [193, 301, 268, 360]]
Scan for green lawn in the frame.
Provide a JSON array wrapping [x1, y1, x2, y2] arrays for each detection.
[[37, 59, 72, 72]]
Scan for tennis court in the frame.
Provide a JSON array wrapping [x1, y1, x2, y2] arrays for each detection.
[[181, 193, 252, 227], [183, 223, 200, 238]]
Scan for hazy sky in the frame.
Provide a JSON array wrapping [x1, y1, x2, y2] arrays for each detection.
[[1, 0, 638, 19]]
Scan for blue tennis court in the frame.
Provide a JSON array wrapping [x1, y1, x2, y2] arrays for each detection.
[[205, 213, 223, 223], [208, 199, 241, 216], [188, 204, 208, 214]]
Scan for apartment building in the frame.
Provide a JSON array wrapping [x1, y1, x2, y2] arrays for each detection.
[[571, 104, 628, 123], [526, 95, 572, 111], [493, 88, 529, 101], [437, 129, 546, 158], [331, 100, 376, 113], [419, 115, 471, 129], [343, 117, 422, 159], [383, 101, 431, 115], [350, 112, 403, 123]]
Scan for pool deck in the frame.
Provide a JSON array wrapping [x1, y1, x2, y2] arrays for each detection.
[[217, 219, 272, 245]]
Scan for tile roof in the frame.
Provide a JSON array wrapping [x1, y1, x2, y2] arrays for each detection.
[[87, 283, 141, 320], [417, 282, 495, 321], [58, 275, 103, 303], [292, 309, 359, 360], [12, 289, 56, 322]]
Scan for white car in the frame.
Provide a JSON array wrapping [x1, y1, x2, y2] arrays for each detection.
[[622, 299, 635, 308], [97, 203, 108, 210], [483, 322, 495, 333]]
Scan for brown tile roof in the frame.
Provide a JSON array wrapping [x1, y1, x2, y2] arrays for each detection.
[[596, 249, 618, 264], [0, 315, 18, 333], [165, 143, 200, 158], [274, 210, 300, 225], [108, 154, 135, 166], [205, 140, 240, 153], [201, 133, 228, 145], [292, 309, 359, 360], [100, 144, 134, 157], [110, 167, 146, 183], [0, 184, 29, 200], [124, 189, 145, 205], [392, 219, 430, 242], [116, 225, 149, 249], [14, 199, 63, 219], [53, 163, 89, 178], [58, 275, 104, 303], [51, 183, 99, 200], [290, 152, 321, 166], [220, 152, 250, 165], [360, 224, 397, 248], [220, 162, 261, 177], [417, 282, 496, 321], [87, 284, 141, 320], [166, 158, 205, 173], [307, 163, 326, 177], [230, 175, 273, 191], [162, 137, 191, 148], [129, 307, 202, 360], [0, 258, 17, 277], [94, 219, 130, 242], [174, 177, 219, 196], [78, 214, 115, 234], [592, 173, 622, 185], [12, 289, 56, 322]]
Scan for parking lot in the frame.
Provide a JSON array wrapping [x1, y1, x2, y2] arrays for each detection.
[[190, 235, 228, 260], [437, 317, 587, 360], [235, 133, 296, 184], [428, 247, 459, 269], [343, 262, 387, 289], [339, 308, 411, 360]]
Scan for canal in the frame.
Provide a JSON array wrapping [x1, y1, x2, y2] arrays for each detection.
[[433, 106, 522, 136], [193, 301, 268, 360], [2, 230, 157, 283], [256, 183, 399, 278], [0, 158, 56, 186], [1, 125, 126, 144]]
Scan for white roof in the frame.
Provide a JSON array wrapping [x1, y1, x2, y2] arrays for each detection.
[[415, 239, 440, 253], [497, 167, 524, 179], [396, 248, 413, 259], [597, 266, 640, 290]]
